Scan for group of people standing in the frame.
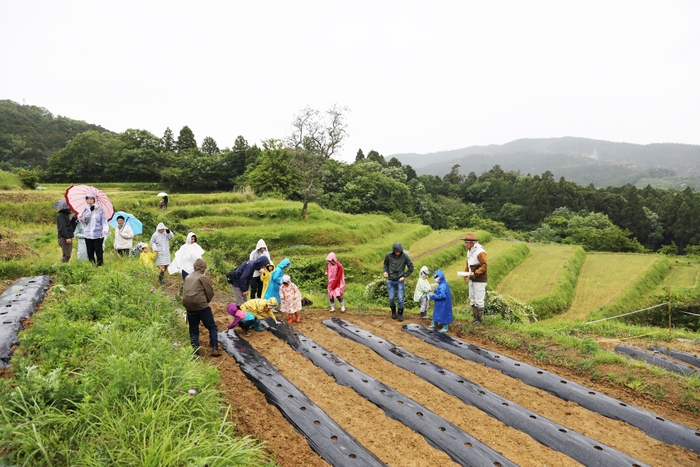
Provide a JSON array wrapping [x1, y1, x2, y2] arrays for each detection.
[[386, 232, 488, 333]]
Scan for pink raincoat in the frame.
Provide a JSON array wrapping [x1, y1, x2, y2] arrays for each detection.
[[325, 252, 345, 299]]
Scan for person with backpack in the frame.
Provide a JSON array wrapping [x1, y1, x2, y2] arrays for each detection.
[[228, 255, 270, 305]]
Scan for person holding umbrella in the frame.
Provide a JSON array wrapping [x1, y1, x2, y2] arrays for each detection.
[[158, 192, 169, 209], [112, 215, 134, 256], [77, 192, 110, 266], [150, 222, 174, 285]]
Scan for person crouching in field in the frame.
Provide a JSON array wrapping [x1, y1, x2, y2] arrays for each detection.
[[240, 297, 281, 327], [182, 258, 221, 357], [429, 270, 453, 333], [226, 303, 265, 336], [325, 252, 345, 312], [280, 275, 302, 324], [413, 266, 432, 320]]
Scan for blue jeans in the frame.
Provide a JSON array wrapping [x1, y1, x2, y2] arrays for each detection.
[[387, 279, 405, 309]]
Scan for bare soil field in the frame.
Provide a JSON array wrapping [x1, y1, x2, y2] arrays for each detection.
[[204, 300, 700, 467]]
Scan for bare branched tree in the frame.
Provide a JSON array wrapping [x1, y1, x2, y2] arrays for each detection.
[[288, 104, 349, 217]]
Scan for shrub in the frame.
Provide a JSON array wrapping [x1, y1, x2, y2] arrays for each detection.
[[487, 292, 538, 324]]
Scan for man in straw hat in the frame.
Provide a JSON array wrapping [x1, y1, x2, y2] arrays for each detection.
[[463, 233, 488, 325]]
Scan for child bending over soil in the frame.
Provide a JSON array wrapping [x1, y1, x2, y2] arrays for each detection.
[[280, 275, 302, 324]]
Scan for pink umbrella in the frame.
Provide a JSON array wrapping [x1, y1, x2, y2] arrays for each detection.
[[65, 185, 115, 221]]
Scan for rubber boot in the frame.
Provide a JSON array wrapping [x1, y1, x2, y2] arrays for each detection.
[[295, 313, 300, 323], [330, 303, 335, 312], [158, 271, 165, 285], [391, 306, 397, 320], [439, 324, 449, 333], [428, 321, 437, 330], [397, 308, 404, 322], [470, 305, 479, 324], [475, 307, 485, 325], [287, 315, 293, 324], [420, 311, 428, 319]]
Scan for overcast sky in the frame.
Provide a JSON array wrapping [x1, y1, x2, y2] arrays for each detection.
[[2, 1, 699, 161]]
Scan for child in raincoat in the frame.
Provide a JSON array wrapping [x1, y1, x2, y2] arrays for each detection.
[[264, 258, 290, 303], [260, 262, 274, 298], [138, 243, 157, 269], [240, 297, 281, 326], [226, 303, 265, 336], [413, 266, 432, 320], [325, 252, 345, 312], [279, 275, 302, 324], [428, 270, 453, 333]]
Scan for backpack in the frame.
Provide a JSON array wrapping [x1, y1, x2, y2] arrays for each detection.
[[226, 260, 249, 284]]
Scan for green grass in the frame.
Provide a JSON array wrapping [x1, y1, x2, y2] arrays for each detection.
[[0, 169, 22, 188], [656, 261, 699, 291], [497, 244, 574, 301], [406, 230, 465, 259], [553, 253, 658, 321], [0, 260, 273, 466]]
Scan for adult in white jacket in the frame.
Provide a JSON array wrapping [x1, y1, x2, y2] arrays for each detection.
[[168, 232, 205, 280], [113, 215, 134, 256]]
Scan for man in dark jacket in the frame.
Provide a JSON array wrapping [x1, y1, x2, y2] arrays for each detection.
[[231, 255, 270, 306], [183, 258, 221, 357], [56, 208, 77, 263], [383, 242, 414, 321]]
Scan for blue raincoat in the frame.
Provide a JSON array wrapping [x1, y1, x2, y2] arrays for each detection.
[[429, 270, 453, 324], [264, 258, 290, 303]]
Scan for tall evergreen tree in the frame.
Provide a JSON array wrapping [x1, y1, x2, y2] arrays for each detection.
[[355, 148, 365, 162], [176, 126, 197, 152], [162, 127, 175, 152], [200, 136, 220, 155]]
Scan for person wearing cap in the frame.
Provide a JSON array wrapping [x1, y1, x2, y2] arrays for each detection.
[[383, 242, 414, 321], [463, 232, 488, 325], [150, 222, 174, 285], [279, 275, 302, 324], [113, 215, 134, 256], [56, 206, 77, 263], [429, 270, 453, 333], [182, 258, 221, 357], [78, 192, 109, 266]]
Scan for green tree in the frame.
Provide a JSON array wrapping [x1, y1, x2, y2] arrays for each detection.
[[366, 150, 386, 166], [355, 148, 365, 162], [200, 136, 220, 155], [162, 127, 175, 152], [245, 140, 298, 198], [176, 126, 197, 152]]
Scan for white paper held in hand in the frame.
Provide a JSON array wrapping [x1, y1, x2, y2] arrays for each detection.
[[457, 271, 470, 277]]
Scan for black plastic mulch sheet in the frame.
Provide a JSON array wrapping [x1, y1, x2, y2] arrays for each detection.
[[648, 345, 700, 370], [403, 324, 700, 454], [268, 323, 519, 467], [615, 345, 700, 377], [325, 318, 649, 467], [0, 276, 51, 368], [217, 330, 387, 467]]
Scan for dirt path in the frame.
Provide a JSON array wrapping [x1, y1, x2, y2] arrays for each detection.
[[206, 304, 700, 467]]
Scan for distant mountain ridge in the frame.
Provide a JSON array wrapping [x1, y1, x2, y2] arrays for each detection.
[[391, 137, 700, 189]]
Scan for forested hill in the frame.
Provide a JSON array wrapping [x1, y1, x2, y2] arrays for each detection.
[[391, 137, 700, 189], [0, 100, 111, 170]]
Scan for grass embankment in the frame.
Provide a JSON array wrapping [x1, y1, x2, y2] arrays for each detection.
[[460, 317, 700, 414], [496, 245, 587, 320], [553, 253, 659, 322], [656, 259, 699, 292], [0, 260, 273, 466]]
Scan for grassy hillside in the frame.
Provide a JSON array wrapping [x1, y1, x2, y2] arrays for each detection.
[[0, 169, 22, 188]]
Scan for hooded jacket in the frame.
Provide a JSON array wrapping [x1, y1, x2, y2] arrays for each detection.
[[429, 270, 453, 324], [113, 222, 134, 250], [240, 297, 279, 321], [383, 242, 414, 281], [249, 239, 271, 278], [150, 222, 174, 266], [80, 204, 109, 240], [233, 255, 271, 291], [264, 258, 290, 302], [57, 209, 76, 239], [325, 252, 345, 299], [168, 232, 205, 275], [182, 258, 214, 312], [413, 266, 432, 302]]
